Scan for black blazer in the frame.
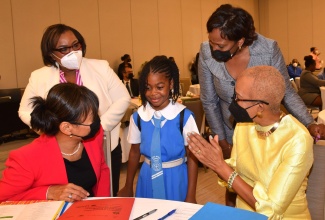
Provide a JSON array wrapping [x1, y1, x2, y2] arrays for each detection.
[[123, 78, 139, 97]]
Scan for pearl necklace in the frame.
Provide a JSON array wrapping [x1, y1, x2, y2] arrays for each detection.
[[61, 142, 81, 156], [256, 112, 285, 138]]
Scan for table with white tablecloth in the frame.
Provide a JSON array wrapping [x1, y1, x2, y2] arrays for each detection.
[[317, 109, 325, 124], [189, 84, 200, 96], [60, 197, 267, 220]]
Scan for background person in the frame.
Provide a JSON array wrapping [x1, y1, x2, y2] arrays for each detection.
[[298, 55, 325, 109], [118, 56, 199, 202], [310, 47, 322, 70], [118, 54, 132, 80], [188, 66, 313, 219], [0, 83, 110, 202], [287, 58, 302, 79], [121, 65, 139, 98], [18, 24, 130, 197]]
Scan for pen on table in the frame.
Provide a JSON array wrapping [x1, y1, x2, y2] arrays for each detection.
[[133, 208, 157, 220], [59, 201, 69, 216], [158, 209, 177, 220]]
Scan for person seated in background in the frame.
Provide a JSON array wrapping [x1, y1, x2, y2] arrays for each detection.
[[0, 83, 110, 202], [118, 54, 132, 80], [287, 58, 302, 79], [121, 65, 139, 98], [187, 65, 314, 219], [310, 47, 322, 70], [298, 55, 325, 109]]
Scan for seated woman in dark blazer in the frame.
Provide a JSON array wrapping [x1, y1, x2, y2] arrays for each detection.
[[298, 55, 325, 109]]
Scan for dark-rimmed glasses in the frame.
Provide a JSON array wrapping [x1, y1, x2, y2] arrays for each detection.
[[53, 42, 82, 55], [232, 93, 269, 105]]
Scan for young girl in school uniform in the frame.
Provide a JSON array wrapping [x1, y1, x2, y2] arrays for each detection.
[[118, 56, 199, 202]]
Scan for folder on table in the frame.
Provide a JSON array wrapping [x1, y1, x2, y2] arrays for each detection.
[[190, 202, 267, 220]]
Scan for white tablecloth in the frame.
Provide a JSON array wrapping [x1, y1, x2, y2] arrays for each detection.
[[317, 110, 325, 124], [189, 84, 200, 95], [62, 197, 266, 219]]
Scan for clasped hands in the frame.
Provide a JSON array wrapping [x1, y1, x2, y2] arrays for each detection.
[[187, 132, 226, 173], [47, 183, 89, 202]]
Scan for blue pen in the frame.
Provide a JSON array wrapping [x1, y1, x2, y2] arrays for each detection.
[[158, 209, 177, 220], [59, 202, 69, 216]]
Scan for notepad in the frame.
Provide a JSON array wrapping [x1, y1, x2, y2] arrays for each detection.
[[57, 198, 135, 220], [189, 202, 268, 220], [0, 200, 65, 220]]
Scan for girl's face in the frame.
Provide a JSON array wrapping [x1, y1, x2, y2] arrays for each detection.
[[145, 72, 173, 111]]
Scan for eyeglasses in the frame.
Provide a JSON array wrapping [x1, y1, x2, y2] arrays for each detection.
[[232, 93, 269, 105], [53, 42, 82, 55]]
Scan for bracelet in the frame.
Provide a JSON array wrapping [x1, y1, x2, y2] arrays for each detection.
[[227, 171, 238, 189]]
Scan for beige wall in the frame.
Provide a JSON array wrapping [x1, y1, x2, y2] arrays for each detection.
[[0, 0, 257, 89], [259, 0, 325, 67]]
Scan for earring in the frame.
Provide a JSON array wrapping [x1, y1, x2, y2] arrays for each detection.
[[239, 46, 242, 50], [171, 89, 174, 94], [70, 134, 72, 138], [256, 112, 263, 118]]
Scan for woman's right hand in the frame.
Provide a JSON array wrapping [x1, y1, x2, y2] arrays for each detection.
[[47, 183, 89, 202], [187, 132, 227, 174], [117, 186, 133, 197]]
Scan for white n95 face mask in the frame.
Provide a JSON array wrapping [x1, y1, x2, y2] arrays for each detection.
[[59, 50, 83, 70]]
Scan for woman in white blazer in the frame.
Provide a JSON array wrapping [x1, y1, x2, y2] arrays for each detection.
[[18, 24, 130, 196]]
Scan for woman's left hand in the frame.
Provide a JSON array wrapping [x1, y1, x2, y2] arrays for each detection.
[[308, 123, 325, 140], [187, 132, 225, 173]]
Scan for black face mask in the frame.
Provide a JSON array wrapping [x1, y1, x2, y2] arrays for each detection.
[[229, 100, 258, 123], [127, 73, 134, 79], [210, 44, 239, 62], [71, 116, 101, 141]]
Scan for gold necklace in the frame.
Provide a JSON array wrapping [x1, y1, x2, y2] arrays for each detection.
[[61, 142, 81, 156], [256, 112, 285, 138]]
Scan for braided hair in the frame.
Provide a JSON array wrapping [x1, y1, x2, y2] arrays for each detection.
[[139, 55, 180, 107]]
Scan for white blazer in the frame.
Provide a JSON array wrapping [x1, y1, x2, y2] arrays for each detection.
[[19, 58, 131, 150]]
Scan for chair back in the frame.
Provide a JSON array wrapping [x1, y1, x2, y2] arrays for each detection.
[[306, 143, 325, 220], [294, 77, 301, 90], [320, 87, 325, 110], [0, 88, 29, 137], [182, 98, 205, 134], [290, 79, 298, 92], [180, 78, 192, 96]]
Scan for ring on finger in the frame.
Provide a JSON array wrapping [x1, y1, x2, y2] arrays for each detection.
[[196, 149, 201, 154], [68, 193, 72, 199]]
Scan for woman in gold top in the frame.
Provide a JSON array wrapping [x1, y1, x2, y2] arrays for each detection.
[[187, 65, 314, 219]]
